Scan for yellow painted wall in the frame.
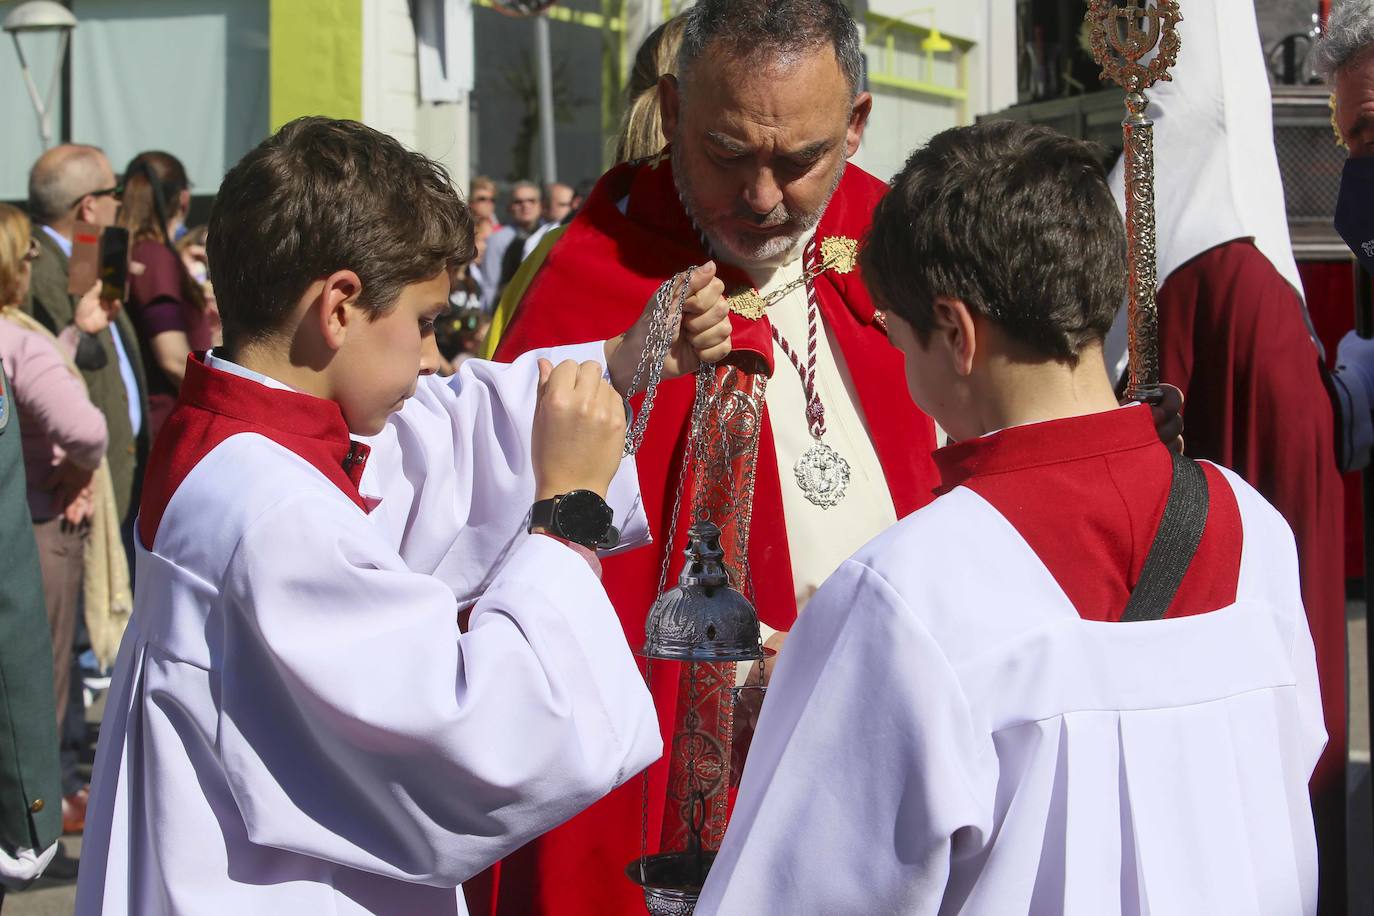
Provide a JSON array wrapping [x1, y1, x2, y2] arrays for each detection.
[[270, 0, 364, 129]]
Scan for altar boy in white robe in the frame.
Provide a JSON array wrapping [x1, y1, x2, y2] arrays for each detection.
[[75, 117, 733, 915], [698, 121, 1326, 916]]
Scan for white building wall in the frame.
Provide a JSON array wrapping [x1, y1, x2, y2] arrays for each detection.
[[854, 0, 1018, 182], [362, 0, 472, 192]]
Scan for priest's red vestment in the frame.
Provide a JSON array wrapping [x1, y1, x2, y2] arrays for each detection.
[[470, 156, 938, 916], [1155, 239, 1345, 912]]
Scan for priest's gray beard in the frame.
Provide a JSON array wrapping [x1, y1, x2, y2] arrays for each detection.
[[672, 141, 844, 268]]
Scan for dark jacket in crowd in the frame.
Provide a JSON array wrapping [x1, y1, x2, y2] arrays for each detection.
[[23, 228, 150, 523], [0, 362, 61, 865]]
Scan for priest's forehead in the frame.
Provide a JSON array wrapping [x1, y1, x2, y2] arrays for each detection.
[[680, 43, 854, 153], [1336, 55, 1374, 155], [676, 0, 863, 99]]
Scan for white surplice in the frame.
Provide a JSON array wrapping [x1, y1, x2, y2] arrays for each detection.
[[697, 465, 1324, 916], [76, 343, 662, 915]]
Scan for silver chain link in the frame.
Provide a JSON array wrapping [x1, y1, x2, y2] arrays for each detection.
[[635, 269, 711, 872], [624, 268, 696, 456]]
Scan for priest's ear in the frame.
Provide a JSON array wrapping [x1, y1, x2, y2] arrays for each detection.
[[314, 269, 364, 352], [929, 295, 977, 377], [845, 91, 873, 159], [658, 75, 681, 139]]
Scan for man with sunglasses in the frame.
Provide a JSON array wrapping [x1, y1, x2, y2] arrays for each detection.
[[22, 144, 150, 837]]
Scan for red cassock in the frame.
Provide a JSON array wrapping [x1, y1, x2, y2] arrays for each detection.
[[1154, 239, 1346, 911], [471, 156, 938, 916]]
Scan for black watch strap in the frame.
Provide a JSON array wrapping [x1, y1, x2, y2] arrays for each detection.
[[529, 491, 620, 550], [530, 497, 558, 533]]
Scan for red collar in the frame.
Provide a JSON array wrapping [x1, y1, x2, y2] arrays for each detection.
[[179, 354, 370, 500], [934, 405, 1158, 494]]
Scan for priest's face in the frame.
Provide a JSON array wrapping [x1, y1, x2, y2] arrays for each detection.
[[1335, 51, 1374, 157], [335, 271, 448, 435], [662, 43, 871, 267]]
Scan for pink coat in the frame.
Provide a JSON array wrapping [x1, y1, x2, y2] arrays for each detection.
[[0, 315, 107, 522]]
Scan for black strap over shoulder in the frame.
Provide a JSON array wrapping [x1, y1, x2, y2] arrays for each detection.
[[1120, 453, 1210, 623]]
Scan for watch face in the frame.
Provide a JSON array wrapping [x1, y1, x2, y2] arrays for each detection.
[[554, 490, 614, 545]]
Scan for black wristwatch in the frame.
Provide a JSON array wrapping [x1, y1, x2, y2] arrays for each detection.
[[529, 490, 620, 550]]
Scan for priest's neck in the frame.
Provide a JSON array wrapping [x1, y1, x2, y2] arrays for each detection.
[[961, 341, 1122, 441]]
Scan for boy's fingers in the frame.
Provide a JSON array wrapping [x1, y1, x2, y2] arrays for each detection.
[[537, 358, 554, 391], [602, 379, 628, 427], [542, 359, 579, 397], [575, 359, 604, 393]]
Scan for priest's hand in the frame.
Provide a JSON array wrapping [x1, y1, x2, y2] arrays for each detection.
[[1147, 383, 1185, 454], [605, 261, 732, 395], [532, 358, 628, 500]]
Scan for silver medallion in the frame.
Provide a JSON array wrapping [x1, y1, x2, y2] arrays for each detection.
[[793, 441, 850, 509]]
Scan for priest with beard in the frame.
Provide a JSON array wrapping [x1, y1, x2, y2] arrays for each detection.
[[471, 4, 925, 912], [476, 1, 1174, 913]]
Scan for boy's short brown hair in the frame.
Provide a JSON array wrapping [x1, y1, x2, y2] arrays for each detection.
[[208, 117, 474, 353], [862, 121, 1126, 365]]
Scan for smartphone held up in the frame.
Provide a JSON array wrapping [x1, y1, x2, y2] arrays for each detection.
[[67, 221, 130, 302]]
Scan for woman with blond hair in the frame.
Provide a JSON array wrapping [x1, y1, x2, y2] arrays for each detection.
[[0, 204, 130, 782], [614, 15, 687, 164], [481, 15, 688, 358]]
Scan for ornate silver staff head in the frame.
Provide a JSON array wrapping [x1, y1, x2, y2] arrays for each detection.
[[1087, 0, 1182, 402]]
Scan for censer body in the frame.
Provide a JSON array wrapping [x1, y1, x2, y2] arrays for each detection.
[[620, 281, 770, 914], [629, 520, 766, 914]]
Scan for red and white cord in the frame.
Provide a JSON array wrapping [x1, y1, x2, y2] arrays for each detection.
[[770, 237, 827, 441]]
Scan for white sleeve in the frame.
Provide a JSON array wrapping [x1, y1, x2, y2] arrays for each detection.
[[0, 841, 58, 890], [696, 560, 991, 916], [362, 340, 648, 603], [216, 496, 662, 886]]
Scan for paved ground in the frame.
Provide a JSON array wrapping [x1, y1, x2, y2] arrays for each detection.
[[9, 611, 1374, 915]]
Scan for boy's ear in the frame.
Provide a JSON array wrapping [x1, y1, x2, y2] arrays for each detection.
[[316, 269, 363, 352], [930, 296, 977, 377]]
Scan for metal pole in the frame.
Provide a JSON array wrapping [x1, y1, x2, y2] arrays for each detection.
[[10, 32, 50, 148], [1085, 0, 1182, 403], [534, 14, 557, 184]]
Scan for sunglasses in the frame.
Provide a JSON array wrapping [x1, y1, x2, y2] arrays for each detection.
[[67, 184, 123, 211], [471, 194, 495, 204]]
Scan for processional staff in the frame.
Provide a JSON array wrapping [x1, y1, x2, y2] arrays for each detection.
[[1086, 0, 1183, 402]]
